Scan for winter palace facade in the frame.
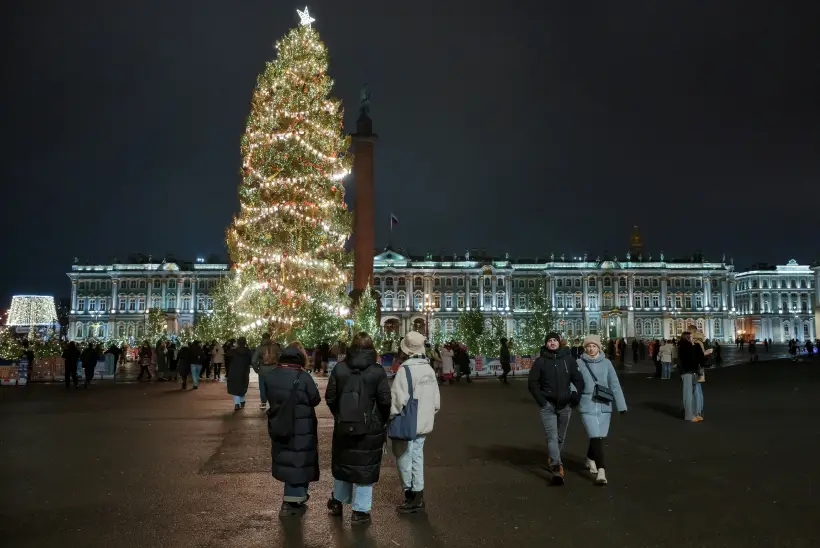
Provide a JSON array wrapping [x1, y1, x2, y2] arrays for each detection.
[[65, 253, 818, 344]]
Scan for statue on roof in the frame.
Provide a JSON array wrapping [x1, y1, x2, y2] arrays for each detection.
[[359, 84, 371, 117], [626, 251, 631, 261], [550, 252, 554, 261], [660, 251, 664, 262], [465, 250, 470, 260]]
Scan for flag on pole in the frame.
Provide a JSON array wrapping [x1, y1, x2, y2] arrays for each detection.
[[390, 213, 399, 232]]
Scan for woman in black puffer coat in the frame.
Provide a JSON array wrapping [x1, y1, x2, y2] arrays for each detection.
[[263, 343, 320, 518], [325, 332, 391, 525]]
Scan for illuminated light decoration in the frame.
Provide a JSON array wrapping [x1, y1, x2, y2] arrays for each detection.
[[297, 6, 315, 27], [7, 295, 58, 326]]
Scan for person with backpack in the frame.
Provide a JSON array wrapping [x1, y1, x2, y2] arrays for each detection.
[[188, 340, 203, 389], [263, 343, 321, 518], [499, 337, 512, 384], [390, 331, 441, 514], [325, 332, 391, 525], [253, 333, 281, 409], [227, 337, 253, 411]]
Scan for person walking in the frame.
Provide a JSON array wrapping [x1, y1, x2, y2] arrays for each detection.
[[81, 343, 99, 388], [499, 337, 512, 384], [178, 343, 191, 389], [576, 335, 627, 485], [455, 345, 471, 383], [527, 332, 584, 485], [691, 331, 708, 419], [62, 341, 81, 389], [104, 343, 120, 378], [211, 340, 225, 381], [227, 337, 253, 410], [617, 338, 627, 369], [678, 331, 702, 422], [440, 343, 455, 384], [189, 340, 203, 389], [167, 343, 179, 381], [390, 331, 440, 514], [137, 341, 152, 381], [325, 332, 391, 525], [263, 344, 321, 518], [155, 340, 168, 382], [713, 340, 722, 367], [253, 333, 281, 409], [659, 339, 674, 380]]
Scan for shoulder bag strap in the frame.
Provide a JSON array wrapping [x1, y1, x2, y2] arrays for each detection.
[[584, 362, 599, 383], [404, 365, 414, 399]]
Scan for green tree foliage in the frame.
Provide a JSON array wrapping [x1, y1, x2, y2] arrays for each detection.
[[519, 279, 556, 355], [145, 308, 168, 343]]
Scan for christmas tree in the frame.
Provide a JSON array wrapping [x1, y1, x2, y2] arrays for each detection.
[[226, 8, 352, 339], [519, 280, 556, 355], [352, 284, 379, 337]]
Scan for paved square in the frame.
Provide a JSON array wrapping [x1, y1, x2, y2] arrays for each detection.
[[1, 359, 818, 547]]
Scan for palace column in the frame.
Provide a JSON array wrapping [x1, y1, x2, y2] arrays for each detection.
[[71, 280, 78, 311], [351, 90, 378, 295]]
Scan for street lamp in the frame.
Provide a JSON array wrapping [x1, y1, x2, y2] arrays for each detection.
[[423, 293, 435, 337]]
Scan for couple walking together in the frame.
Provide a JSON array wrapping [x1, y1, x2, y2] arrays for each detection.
[[263, 330, 440, 525], [529, 333, 628, 486]]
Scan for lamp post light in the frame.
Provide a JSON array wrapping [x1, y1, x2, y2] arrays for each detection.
[[423, 293, 435, 338]]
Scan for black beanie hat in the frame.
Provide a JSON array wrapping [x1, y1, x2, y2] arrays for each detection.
[[545, 332, 561, 343]]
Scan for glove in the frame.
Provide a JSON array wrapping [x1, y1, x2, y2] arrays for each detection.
[[620, 410, 627, 415]]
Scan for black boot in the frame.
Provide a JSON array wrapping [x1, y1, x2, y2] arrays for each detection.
[[234, 404, 241, 411], [279, 501, 307, 518], [351, 510, 371, 525], [327, 497, 343, 517], [397, 490, 425, 514]]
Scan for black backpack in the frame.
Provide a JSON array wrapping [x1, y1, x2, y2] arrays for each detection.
[[337, 368, 370, 436], [267, 372, 302, 439]]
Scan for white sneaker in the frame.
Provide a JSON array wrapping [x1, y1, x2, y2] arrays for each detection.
[[585, 458, 598, 474], [595, 468, 607, 485]]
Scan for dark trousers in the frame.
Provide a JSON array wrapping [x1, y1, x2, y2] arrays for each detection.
[[500, 365, 511, 382], [137, 365, 151, 379], [212, 363, 222, 379], [65, 365, 78, 387], [586, 437, 606, 469], [654, 360, 662, 377], [83, 367, 95, 386]]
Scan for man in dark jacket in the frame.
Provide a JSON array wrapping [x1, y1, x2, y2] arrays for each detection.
[[527, 332, 584, 485], [188, 340, 203, 389], [62, 342, 81, 389], [677, 331, 701, 422], [499, 337, 512, 384], [325, 332, 391, 525], [264, 344, 321, 518]]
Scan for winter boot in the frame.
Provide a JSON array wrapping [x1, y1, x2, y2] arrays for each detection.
[[397, 490, 425, 514], [234, 404, 241, 411], [327, 497, 343, 517], [595, 468, 608, 485], [585, 458, 598, 474], [550, 464, 565, 486], [351, 511, 371, 525], [279, 502, 307, 518], [240, 401, 246, 408]]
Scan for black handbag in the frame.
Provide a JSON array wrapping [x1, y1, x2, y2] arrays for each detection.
[[584, 363, 615, 403]]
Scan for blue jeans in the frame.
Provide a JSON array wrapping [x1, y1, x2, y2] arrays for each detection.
[[694, 381, 704, 417], [393, 436, 426, 491], [661, 361, 672, 379], [191, 364, 202, 386], [681, 373, 695, 420], [539, 402, 571, 466], [233, 395, 246, 405], [283, 483, 309, 504], [258, 366, 273, 402], [333, 479, 373, 512]]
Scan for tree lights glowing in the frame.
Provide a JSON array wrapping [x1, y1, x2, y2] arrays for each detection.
[[7, 296, 58, 327], [226, 8, 352, 340]]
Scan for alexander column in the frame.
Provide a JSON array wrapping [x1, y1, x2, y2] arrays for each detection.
[[351, 85, 378, 301]]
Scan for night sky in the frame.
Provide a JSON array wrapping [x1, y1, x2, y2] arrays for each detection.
[[2, 0, 819, 305]]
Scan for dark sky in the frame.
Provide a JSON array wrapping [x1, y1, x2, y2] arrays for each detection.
[[2, 0, 819, 305]]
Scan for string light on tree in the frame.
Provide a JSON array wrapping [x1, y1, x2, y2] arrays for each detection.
[[225, 7, 352, 340]]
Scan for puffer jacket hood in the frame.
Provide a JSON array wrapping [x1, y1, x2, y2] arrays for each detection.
[[347, 348, 378, 371]]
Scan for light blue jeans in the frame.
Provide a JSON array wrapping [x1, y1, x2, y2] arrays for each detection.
[[258, 365, 273, 402], [681, 373, 695, 420], [539, 402, 571, 466], [233, 395, 246, 405], [191, 364, 202, 387], [333, 479, 373, 512], [694, 382, 704, 417], [283, 483, 308, 504], [393, 436, 426, 491], [661, 361, 672, 379]]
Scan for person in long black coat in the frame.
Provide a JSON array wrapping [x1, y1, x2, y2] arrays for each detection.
[[325, 332, 391, 524], [263, 344, 320, 518], [226, 337, 253, 410], [177, 344, 191, 389], [80, 344, 99, 388], [62, 342, 81, 389]]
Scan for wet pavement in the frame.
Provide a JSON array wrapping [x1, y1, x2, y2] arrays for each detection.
[[1, 356, 819, 547]]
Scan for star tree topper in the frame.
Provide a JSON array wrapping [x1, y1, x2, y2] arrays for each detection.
[[297, 7, 315, 27]]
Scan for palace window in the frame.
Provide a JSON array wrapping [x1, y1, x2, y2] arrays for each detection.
[[589, 320, 598, 335], [445, 278, 452, 287], [470, 293, 479, 309], [575, 294, 583, 308], [168, 280, 176, 289], [483, 293, 492, 309], [385, 277, 394, 287], [139, 280, 146, 289], [397, 291, 406, 309], [604, 277, 611, 287], [589, 293, 598, 309], [471, 278, 478, 288], [804, 323, 810, 338], [433, 293, 441, 308], [119, 296, 126, 311], [182, 296, 191, 310], [87, 298, 96, 312], [603, 294, 613, 309], [137, 296, 146, 311], [153, 280, 161, 289], [675, 295, 683, 309], [634, 293, 642, 308], [556, 279, 563, 288], [79, 281, 86, 291], [496, 292, 505, 309], [152, 295, 162, 310], [415, 277, 423, 288], [635, 321, 643, 336], [484, 277, 491, 288], [556, 293, 565, 308], [653, 318, 662, 335], [574, 278, 581, 287], [183, 280, 191, 289], [198, 295, 208, 310], [457, 278, 465, 287], [457, 293, 464, 309], [635, 278, 641, 288], [445, 293, 453, 308], [384, 291, 394, 310], [685, 295, 692, 308], [168, 295, 177, 309], [619, 293, 628, 307], [652, 294, 660, 308], [517, 280, 524, 289], [373, 277, 381, 286], [712, 294, 720, 308], [128, 297, 137, 311], [76, 323, 84, 338], [414, 292, 423, 310], [497, 278, 504, 288], [643, 295, 650, 308], [77, 298, 86, 311], [130, 281, 137, 289], [619, 277, 627, 288], [784, 322, 790, 336], [695, 294, 703, 308], [528, 280, 535, 289], [713, 319, 721, 335], [117, 324, 126, 337]]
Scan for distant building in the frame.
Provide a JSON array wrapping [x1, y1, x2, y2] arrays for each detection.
[[66, 259, 228, 342], [734, 260, 816, 342]]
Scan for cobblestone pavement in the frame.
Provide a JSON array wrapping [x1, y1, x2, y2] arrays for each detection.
[[1, 356, 819, 547]]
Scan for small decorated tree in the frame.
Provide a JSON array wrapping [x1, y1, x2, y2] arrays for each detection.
[[519, 279, 556, 355], [454, 309, 484, 356], [352, 284, 379, 337], [145, 308, 167, 343]]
